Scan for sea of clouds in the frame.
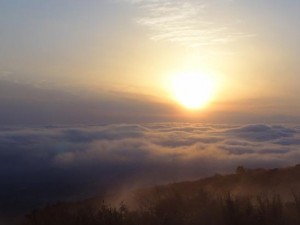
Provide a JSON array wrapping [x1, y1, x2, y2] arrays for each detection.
[[1, 123, 300, 213]]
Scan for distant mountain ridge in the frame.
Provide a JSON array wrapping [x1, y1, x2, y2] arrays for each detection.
[[141, 164, 300, 200], [131, 164, 300, 206]]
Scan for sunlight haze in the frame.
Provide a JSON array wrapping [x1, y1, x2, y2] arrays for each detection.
[[0, 0, 300, 123]]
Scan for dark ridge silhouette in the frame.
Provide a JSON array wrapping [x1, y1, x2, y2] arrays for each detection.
[[22, 164, 300, 225]]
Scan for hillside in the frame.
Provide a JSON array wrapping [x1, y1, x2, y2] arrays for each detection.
[[154, 165, 300, 199], [23, 164, 300, 225]]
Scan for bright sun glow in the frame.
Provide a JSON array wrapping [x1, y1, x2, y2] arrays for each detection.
[[171, 71, 215, 110]]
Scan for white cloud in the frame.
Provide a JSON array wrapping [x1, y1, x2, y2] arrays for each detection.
[[1, 123, 300, 212], [122, 0, 253, 47]]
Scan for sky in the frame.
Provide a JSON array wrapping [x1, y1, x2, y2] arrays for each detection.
[[0, 0, 300, 124]]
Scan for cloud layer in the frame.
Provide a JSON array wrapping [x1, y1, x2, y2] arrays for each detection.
[[1, 123, 300, 213]]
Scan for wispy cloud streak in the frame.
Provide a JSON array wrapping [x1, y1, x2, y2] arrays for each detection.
[[123, 0, 253, 47]]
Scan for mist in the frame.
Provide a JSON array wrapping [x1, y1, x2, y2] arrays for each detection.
[[1, 123, 300, 214]]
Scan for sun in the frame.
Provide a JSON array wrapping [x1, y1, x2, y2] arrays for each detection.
[[170, 71, 215, 110]]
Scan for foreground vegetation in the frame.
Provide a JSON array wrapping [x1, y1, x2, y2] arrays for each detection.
[[22, 165, 300, 225], [23, 190, 300, 225]]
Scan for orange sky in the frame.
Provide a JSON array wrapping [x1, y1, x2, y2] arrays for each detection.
[[0, 0, 300, 123]]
